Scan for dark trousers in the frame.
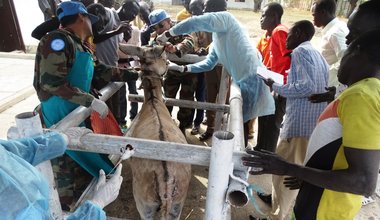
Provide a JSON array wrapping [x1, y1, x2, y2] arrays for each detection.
[[190, 73, 205, 127], [164, 71, 197, 127], [204, 66, 223, 133], [118, 81, 138, 124], [255, 94, 286, 152]]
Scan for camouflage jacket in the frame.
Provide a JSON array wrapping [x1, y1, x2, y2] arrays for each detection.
[[191, 31, 212, 55], [33, 29, 139, 107], [150, 24, 195, 58]]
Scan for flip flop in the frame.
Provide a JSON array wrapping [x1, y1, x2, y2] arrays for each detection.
[[362, 196, 375, 206]]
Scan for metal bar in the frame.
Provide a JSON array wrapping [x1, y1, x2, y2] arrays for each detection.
[[205, 131, 235, 220], [226, 82, 250, 208], [14, 112, 63, 219], [52, 82, 124, 131], [63, 132, 248, 170], [228, 82, 244, 151], [128, 94, 229, 112]]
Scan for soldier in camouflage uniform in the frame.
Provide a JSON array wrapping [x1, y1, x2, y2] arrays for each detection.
[[33, 1, 138, 210], [149, 9, 196, 133]]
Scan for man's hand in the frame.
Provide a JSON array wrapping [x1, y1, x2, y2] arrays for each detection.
[[168, 61, 186, 72], [196, 47, 208, 56], [242, 149, 291, 176], [262, 78, 275, 92], [156, 31, 171, 44], [164, 42, 177, 53], [308, 86, 336, 103], [284, 177, 303, 190], [116, 21, 131, 35], [91, 98, 109, 119]]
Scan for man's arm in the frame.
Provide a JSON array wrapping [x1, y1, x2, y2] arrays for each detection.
[[93, 22, 132, 44], [93, 62, 139, 84], [242, 148, 380, 197], [187, 46, 219, 73], [169, 12, 230, 36], [272, 51, 315, 98], [0, 131, 67, 166]]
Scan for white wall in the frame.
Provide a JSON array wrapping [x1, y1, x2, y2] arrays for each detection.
[[13, 0, 44, 46]]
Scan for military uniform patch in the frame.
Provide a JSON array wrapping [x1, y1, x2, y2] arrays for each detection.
[[51, 39, 65, 51]]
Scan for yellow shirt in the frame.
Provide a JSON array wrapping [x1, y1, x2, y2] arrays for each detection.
[[295, 78, 380, 220]]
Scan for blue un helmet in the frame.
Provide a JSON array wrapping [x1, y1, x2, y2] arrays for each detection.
[[149, 9, 170, 28]]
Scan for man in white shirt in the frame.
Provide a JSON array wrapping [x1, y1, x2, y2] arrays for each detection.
[[309, 0, 348, 102]]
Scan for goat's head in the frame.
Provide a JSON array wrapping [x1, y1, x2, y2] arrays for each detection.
[[119, 44, 168, 76]]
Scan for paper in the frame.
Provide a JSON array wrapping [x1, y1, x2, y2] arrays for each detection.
[[257, 66, 284, 85]]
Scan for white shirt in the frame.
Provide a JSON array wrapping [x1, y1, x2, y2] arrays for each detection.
[[320, 18, 349, 87]]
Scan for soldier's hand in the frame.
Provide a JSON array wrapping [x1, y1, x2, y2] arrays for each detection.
[[91, 98, 108, 119], [156, 31, 171, 45]]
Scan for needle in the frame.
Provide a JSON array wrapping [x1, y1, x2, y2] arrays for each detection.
[[106, 144, 135, 177]]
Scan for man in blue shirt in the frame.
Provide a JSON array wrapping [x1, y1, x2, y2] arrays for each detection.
[[254, 20, 328, 220]]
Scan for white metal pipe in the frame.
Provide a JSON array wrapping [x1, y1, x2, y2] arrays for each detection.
[[226, 82, 250, 208], [13, 112, 63, 220], [228, 82, 244, 151], [52, 82, 124, 131], [61, 131, 248, 169], [205, 131, 235, 220], [226, 170, 249, 208], [128, 94, 229, 112]]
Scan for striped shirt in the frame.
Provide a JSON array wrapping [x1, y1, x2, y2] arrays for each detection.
[[272, 41, 329, 138]]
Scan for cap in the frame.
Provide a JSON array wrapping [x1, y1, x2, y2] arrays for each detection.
[[149, 9, 170, 28], [56, 1, 99, 25]]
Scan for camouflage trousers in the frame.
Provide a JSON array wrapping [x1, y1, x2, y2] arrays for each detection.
[[163, 70, 198, 128], [51, 154, 92, 211]]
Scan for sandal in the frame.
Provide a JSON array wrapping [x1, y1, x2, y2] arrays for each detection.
[[199, 131, 213, 141], [362, 196, 375, 206]]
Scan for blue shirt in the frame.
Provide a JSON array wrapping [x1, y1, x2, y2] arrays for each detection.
[[272, 41, 328, 138], [170, 12, 275, 122]]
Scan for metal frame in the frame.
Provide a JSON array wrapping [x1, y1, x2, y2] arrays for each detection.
[[38, 54, 250, 219]]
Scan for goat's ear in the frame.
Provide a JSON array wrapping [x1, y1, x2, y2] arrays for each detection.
[[153, 46, 166, 56], [119, 44, 144, 57]]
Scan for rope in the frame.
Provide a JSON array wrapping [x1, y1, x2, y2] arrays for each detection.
[[246, 183, 266, 216]]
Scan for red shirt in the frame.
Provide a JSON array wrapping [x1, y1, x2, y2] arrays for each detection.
[[257, 24, 291, 84]]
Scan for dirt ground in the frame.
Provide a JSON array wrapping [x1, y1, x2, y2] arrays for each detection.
[[104, 4, 379, 220]]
